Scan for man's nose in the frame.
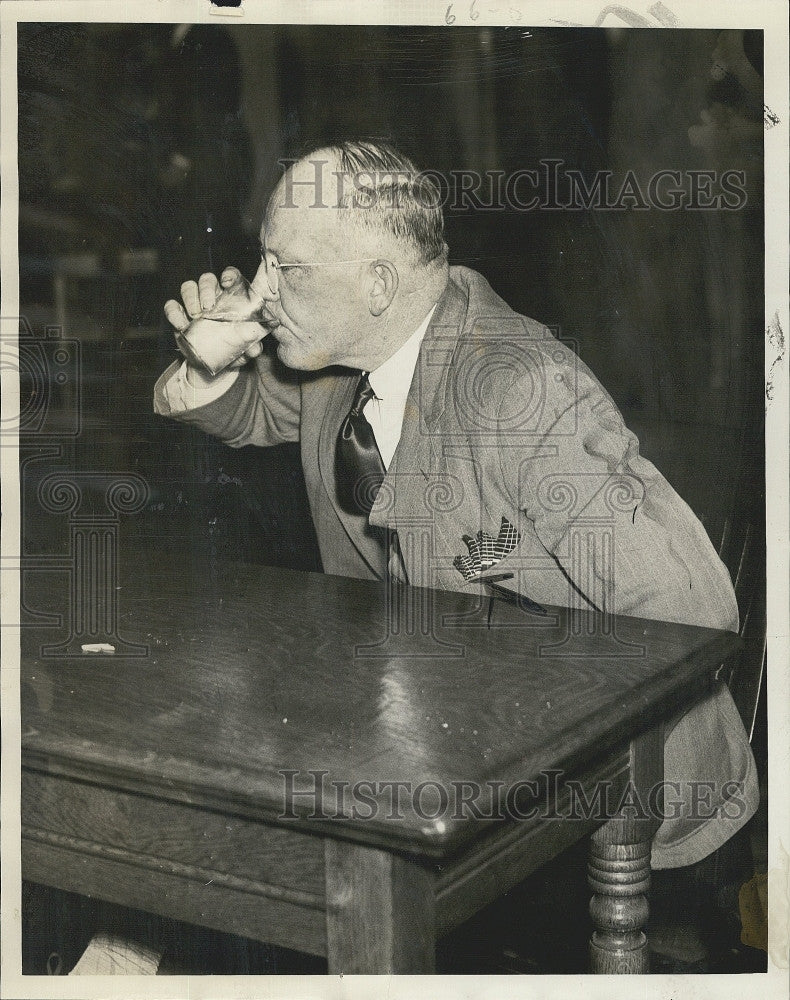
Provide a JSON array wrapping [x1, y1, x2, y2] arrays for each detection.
[[250, 261, 278, 301]]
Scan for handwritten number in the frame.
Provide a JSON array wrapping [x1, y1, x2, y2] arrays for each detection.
[[444, 0, 484, 24]]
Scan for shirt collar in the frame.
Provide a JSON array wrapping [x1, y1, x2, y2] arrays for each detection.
[[367, 305, 437, 401]]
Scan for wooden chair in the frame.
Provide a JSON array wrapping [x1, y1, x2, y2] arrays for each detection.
[[703, 511, 766, 741], [648, 505, 767, 970]]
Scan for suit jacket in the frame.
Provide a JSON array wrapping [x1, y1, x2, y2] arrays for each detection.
[[154, 265, 758, 868]]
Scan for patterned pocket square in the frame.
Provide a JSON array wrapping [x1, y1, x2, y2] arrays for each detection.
[[453, 516, 521, 582]]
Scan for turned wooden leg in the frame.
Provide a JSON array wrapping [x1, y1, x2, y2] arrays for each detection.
[[324, 839, 436, 973], [588, 833, 652, 973], [588, 724, 663, 974]]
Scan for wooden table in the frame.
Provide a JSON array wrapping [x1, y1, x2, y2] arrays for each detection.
[[20, 556, 740, 974]]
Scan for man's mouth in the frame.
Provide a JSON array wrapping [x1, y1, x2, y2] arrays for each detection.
[[267, 321, 292, 341], [260, 314, 281, 333]]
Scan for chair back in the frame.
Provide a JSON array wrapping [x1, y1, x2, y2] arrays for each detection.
[[701, 511, 766, 741]]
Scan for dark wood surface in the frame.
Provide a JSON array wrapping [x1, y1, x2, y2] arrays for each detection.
[[324, 839, 437, 973], [21, 554, 740, 859]]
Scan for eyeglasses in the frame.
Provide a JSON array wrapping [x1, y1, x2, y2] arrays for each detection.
[[259, 248, 378, 295]]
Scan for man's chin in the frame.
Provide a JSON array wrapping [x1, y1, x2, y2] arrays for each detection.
[[272, 324, 336, 370], [275, 337, 320, 371]]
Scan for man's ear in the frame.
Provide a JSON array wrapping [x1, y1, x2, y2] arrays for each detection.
[[368, 260, 399, 316]]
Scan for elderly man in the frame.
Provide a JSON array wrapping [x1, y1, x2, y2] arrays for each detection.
[[154, 140, 757, 870]]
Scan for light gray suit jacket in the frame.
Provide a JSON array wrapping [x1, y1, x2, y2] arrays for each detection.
[[154, 265, 758, 867]]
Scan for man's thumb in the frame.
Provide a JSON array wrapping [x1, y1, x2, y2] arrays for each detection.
[[220, 266, 243, 288]]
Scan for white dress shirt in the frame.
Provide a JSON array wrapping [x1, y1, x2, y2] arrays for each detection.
[[363, 305, 436, 469], [163, 306, 437, 470]]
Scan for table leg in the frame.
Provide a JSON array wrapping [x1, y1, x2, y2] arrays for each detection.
[[324, 839, 436, 973], [587, 724, 663, 974], [588, 829, 652, 973]]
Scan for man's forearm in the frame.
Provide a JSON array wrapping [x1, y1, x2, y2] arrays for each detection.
[[153, 350, 301, 448]]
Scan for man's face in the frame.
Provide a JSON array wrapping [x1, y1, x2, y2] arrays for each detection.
[[252, 160, 375, 371]]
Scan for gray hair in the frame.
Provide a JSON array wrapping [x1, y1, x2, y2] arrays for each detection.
[[328, 140, 448, 266]]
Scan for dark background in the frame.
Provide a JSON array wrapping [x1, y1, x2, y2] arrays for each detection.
[[17, 23, 767, 975]]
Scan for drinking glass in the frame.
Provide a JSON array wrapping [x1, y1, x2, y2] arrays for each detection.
[[176, 274, 269, 376]]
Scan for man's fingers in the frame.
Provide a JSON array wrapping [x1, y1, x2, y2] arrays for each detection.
[[220, 266, 243, 289], [244, 341, 264, 360], [180, 280, 202, 319], [164, 299, 190, 332], [167, 265, 251, 343], [198, 273, 219, 312], [224, 339, 265, 369]]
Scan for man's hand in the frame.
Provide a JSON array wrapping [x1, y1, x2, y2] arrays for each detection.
[[164, 267, 268, 379]]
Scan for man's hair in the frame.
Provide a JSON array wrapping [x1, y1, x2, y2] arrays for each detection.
[[327, 140, 448, 266]]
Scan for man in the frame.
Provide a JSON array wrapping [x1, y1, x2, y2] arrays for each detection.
[[154, 140, 757, 869]]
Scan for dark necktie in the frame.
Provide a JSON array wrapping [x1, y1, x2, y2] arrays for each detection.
[[335, 373, 385, 514]]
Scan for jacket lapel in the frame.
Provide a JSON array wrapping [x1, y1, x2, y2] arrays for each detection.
[[368, 277, 470, 582], [317, 275, 470, 579]]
